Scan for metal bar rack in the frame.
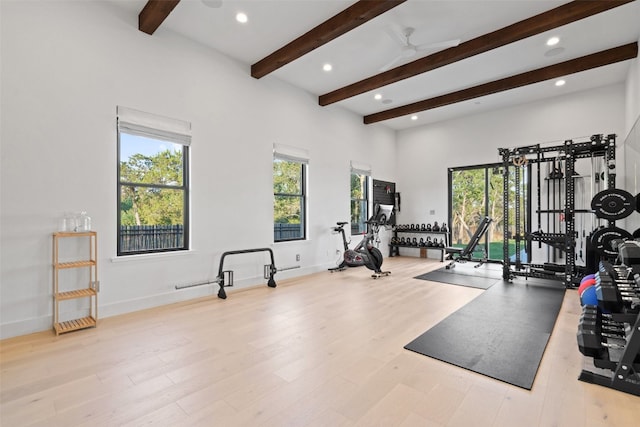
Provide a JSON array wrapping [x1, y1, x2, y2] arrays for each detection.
[[498, 134, 616, 287]]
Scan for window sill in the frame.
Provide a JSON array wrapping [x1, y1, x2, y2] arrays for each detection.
[[111, 250, 196, 263]]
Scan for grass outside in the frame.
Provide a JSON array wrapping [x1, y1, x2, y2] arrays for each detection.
[[450, 240, 517, 260]]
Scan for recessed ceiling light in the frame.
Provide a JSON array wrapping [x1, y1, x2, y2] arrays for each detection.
[[322, 63, 332, 72], [547, 36, 560, 46], [374, 93, 382, 100], [236, 12, 248, 23], [555, 79, 566, 87], [411, 115, 418, 121], [545, 47, 565, 57]]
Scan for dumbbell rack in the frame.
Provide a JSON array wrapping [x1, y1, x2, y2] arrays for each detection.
[[578, 308, 640, 396], [577, 260, 640, 396], [389, 226, 449, 262]]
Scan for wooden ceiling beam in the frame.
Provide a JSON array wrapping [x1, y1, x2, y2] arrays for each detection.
[[139, 0, 181, 35], [363, 42, 638, 124], [321, 0, 635, 106], [251, 0, 407, 79]]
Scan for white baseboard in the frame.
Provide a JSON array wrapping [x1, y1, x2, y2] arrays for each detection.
[[0, 264, 331, 340]]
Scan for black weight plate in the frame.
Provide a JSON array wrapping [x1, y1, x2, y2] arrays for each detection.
[[637, 193, 640, 213], [591, 226, 632, 257], [633, 228, 640, 239], [591, 189, 635, 220]]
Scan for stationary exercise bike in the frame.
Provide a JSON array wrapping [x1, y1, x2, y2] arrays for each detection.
[[329, 204, 393, 278]]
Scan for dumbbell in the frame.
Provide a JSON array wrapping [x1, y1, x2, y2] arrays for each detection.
[[419, 238, 425, 247], [599, 261, 634, 281], [426, 223, 432, 231], [577, 312, 627, 358], [412, 237, 418, 246], [432, 222, 440, 232], [581, 305, 625, 326], [597, 272, 640, 294], [577, 326, 627, 358], [595, 276, 640, 313], [425, 237, 432, 247], [421, 223, 426, 231], [578, 313, 626, 338], [440, 223, 448, 233], [579, 306, 624, 328], [400, 237, 406, 245], [596, 273, 640, 295]]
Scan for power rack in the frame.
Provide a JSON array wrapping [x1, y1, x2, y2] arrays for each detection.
[[499, 134, 617, 287]]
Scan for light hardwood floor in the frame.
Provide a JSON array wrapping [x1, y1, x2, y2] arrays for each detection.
[[1, 256, 638, 426]]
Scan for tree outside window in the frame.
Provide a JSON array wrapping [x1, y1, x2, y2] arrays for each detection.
[[351, 173, 369, 234], [273, 158, 306, 241], [118, 132, 189, 254]]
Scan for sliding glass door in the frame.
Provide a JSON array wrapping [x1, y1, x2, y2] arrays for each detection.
[[448, 163, 529, 262]]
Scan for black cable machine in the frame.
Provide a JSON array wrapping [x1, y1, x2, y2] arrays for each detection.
[[499, 134, 617, 287]]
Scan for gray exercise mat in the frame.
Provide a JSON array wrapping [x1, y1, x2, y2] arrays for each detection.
[[414, 264, 503, 289], [405, 278, 565, 389]]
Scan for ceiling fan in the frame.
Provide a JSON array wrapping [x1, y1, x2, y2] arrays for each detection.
[[380, 27, 461, 71]]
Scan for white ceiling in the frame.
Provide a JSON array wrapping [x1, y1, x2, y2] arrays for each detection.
[[112, 0, 640, 130]]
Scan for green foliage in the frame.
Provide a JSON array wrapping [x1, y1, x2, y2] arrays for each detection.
[[451, 165, 527, 258], [350, 174, 367, 228], [273, 159, 303, 224], [120, 149, 184, 226]]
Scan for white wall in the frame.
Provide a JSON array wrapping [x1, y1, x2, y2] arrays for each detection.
[[395, 83, 626, 230], [623, 40, 640, 233], [624, 37, 640, 136], [0, 1, 397, 338]]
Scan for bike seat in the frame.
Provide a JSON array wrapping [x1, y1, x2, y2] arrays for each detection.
[[336, 222, 348, 226]]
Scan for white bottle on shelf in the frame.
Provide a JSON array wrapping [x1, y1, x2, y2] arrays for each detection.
[[79, 211, 92, 231]]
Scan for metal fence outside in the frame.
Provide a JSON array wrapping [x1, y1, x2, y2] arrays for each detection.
[[274, 223, 303, 241], [120, 224, 184, 252], [121, 223, 301, 251]]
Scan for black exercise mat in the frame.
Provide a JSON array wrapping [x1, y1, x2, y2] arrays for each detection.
[[414, 265, 503, 289], [405, 279, 565, 389]]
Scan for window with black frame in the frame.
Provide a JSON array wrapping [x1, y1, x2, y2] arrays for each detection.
[[351, 173, 369, 234], [273, 145, 307, 242], [350, 161, 371, 234], [117, 107, 190, 255]]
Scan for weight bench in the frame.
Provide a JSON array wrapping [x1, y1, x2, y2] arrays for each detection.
[[444, 216, 493, 269]]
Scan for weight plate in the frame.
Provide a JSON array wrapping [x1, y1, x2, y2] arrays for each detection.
[[590, 189, 635, 220], [591, 226, 632, 257], [637, 193, 640, 213], [633, 228, 640, 239]]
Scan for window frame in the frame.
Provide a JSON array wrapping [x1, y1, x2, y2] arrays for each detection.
[[116, 108, 191, 256], [350, 173, 370, 234], [273, 156, 307, 243]]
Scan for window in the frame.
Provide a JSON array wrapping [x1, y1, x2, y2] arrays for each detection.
[[117, 107, 190, 255], [273, 145, 308, 242], [350, 161, 371, 234]]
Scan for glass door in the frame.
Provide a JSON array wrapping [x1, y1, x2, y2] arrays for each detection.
[[449, 163, 529, 262]]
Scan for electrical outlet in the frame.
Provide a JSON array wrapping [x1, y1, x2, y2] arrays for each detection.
[[296, 254, 300, 261], [429, 210, 436, 215]]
